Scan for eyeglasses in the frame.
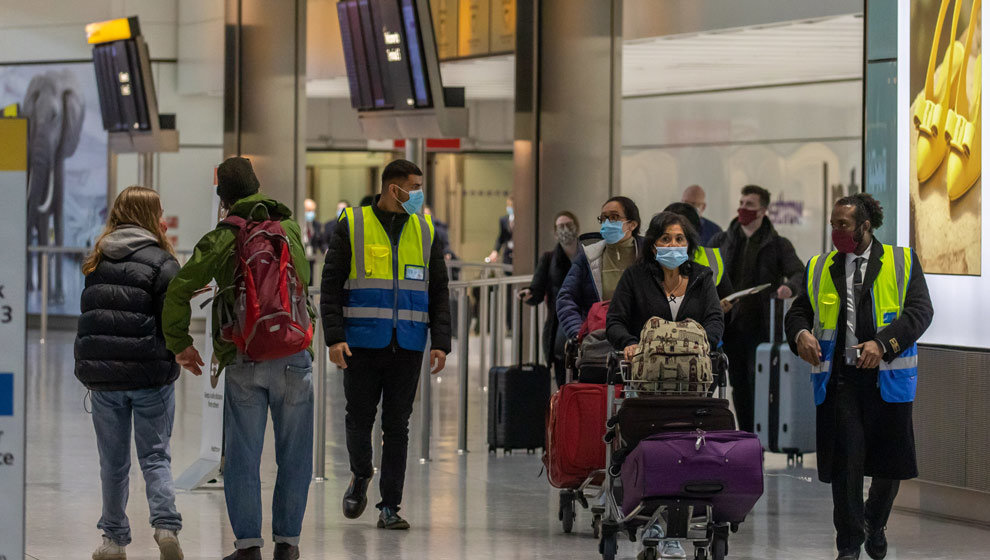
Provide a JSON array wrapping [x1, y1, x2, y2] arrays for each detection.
[[597, 214, 625, 224]]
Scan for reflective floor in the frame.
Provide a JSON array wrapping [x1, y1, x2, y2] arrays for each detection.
[[24, 330, 990, 559]]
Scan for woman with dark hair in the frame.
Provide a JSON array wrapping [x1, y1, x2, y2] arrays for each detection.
[[607, 211, 723, 359], [557, 196, 644, 340], [605, 211, 724, 558], [519, 210, 581, 387]]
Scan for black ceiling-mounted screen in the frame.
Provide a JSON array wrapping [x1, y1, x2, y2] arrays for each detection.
[[336, 0, 436, 112], [92, 39, 151, 132]]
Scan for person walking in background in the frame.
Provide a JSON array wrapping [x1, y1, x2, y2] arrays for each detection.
[[303, 198, 328, 255], [75, 186, 184, 560], [488, 196, 514, 265], [321, 159, 451, 530], [664, 202, 734, 300], [681, 184, 723, 245], [425, 205, 456, 261], [786, 194, 932, 560], [710, 185, 804, 432], [519, 210, 581, 388], [557, 196, 643, 341], [163, 157, 315, 560]]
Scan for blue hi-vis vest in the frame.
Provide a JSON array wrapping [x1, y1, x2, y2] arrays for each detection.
[[343, 206, 434, 351], [806, 245, 918, 405]]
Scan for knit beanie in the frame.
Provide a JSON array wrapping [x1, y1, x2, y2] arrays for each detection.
[[217, 156, 260, 205]]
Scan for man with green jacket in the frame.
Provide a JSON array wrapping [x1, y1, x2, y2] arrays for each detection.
[[163, 157, 314, 560]]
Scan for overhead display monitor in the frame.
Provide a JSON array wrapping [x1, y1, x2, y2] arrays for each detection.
[[898, 0, 987, 347], [336, 0, 436, 112], [87, 17, 151, 132]]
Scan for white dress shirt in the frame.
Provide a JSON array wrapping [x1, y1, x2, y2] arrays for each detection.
[[844, 241, 872, 348]]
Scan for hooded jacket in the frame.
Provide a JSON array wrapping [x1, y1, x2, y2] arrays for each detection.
[[74, 226, 181, 391], [162, 194, 313, 374]]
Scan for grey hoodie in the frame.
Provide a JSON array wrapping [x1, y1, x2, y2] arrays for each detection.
[[100, 225, 161, 259]]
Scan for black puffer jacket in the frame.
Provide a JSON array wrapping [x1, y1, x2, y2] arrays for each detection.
[[75, 226, 181, 391], [606, 261, 724, 350]]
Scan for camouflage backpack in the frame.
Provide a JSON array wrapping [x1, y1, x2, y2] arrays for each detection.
[[630, 317, 712, 394]]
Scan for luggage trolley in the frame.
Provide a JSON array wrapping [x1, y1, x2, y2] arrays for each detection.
[[553, 337, 609, 537], [598, 351, 763, 560]]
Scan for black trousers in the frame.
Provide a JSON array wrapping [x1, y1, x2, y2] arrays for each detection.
[[832, 376, 900, 551], [722, 330, 759, 433], [343, 344, 423, 510]]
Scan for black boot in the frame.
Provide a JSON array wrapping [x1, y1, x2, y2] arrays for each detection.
[[273, 543, 300, 560], [836, 548, 860, 560], [864, 522, 887, 560], [377, 506, 410, 530], [222, 547, 261, 560], [342, 475, 371, 519]]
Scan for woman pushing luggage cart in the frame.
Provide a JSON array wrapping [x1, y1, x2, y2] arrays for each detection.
[[596, 212, 765, 559]]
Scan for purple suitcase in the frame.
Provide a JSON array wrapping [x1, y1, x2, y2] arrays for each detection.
[[620, 430, 764, 523]]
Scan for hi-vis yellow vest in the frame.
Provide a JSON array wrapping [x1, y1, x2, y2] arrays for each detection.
[[806, 244, 917, 405], [693, 246, 724, 286], [343, 206, 434, 350]]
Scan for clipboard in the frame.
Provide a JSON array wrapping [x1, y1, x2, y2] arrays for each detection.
[[723, 283, 772, 303]]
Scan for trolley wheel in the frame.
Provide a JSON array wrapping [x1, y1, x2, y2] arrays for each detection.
[[599, 531, 618, 560], [592, 513, 603, 539], [504, 449, 512, 455], [710, 526, 728, 560], [488, 445, 496, 454], [694, 547, 709, 560], [560, 494, 576, 533], [638, 547, 658, 560]]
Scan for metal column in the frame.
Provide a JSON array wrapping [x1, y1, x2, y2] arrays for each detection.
[[457, 287, 470, 453], [137, 152, 154, 189], [419, 334, 433, 463], [405, 138, 425, 170], [312, 308, 327, 481]]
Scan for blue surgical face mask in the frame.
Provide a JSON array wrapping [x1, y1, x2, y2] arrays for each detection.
[[305, 210, 316, 222], [655, 246, 689, 269], [600, 220, 626, 245], [396, 186, 424, 215], [507, 206, 514, 217]]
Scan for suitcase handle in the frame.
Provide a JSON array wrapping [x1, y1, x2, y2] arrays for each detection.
[[683, 482, 724, 495]]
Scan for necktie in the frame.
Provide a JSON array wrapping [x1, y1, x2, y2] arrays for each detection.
[[853, 257, 866, 305]]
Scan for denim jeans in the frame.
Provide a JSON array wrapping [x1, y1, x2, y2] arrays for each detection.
[[224, 350, 314, 550], [91, 384, 182, 545]]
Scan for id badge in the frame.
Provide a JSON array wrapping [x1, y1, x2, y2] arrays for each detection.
[[405, 265, 425, 281]]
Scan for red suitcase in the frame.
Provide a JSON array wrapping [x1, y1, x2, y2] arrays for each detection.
[[544, 383, 609, 488]]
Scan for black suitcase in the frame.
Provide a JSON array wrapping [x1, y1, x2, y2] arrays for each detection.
[[614, 396, 736, 450], [487, 363, 551, 453]]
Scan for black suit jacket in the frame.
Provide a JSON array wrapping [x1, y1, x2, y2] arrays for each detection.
[[494, 215, 513, 265], [784, 241, 933, 482]]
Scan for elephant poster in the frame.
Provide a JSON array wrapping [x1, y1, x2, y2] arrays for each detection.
[[0, 62, 108, 315]]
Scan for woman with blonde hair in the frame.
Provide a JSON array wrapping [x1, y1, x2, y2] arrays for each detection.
[[75, 186, 184, 560]]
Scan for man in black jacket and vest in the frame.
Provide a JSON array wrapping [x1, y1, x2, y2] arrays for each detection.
[[786, 193, 933, 560], [710, 185, 804, 432], [321, 159, 451, 531]]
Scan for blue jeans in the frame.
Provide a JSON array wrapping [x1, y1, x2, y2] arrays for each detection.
[[224, 351, 314, 550], [91, 385, 182, 545]]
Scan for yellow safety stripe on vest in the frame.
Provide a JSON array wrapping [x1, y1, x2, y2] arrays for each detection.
[[692, 246, 723, 285]]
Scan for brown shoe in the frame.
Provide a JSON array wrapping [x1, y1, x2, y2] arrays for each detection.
[[274, 543, 300, 560], [222, 547, 261, 560]]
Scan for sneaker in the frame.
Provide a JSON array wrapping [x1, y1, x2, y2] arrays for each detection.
[[377, 506, 410, 530], [222, 547, 262, 560], [153, 529, 183, 560], [660, 540, 687, 559], [641, 522, 663, 542], [92, 537, 126, 560], [274, 543, 300, 560]]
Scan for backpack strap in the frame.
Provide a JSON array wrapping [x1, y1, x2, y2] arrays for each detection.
[[221, 215, 247, 229]]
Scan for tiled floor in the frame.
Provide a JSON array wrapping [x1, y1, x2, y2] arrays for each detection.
[[24, 330, 990, 559]]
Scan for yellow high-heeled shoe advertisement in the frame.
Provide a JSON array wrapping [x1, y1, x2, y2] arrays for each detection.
[[910, 0, 982, 275]]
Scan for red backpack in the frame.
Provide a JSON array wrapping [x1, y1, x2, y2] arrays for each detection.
[[577, 300, 610, 341], [219, 212, 313, 361]]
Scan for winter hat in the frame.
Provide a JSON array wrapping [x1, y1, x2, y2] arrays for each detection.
[[217, 156, 260, 204]]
